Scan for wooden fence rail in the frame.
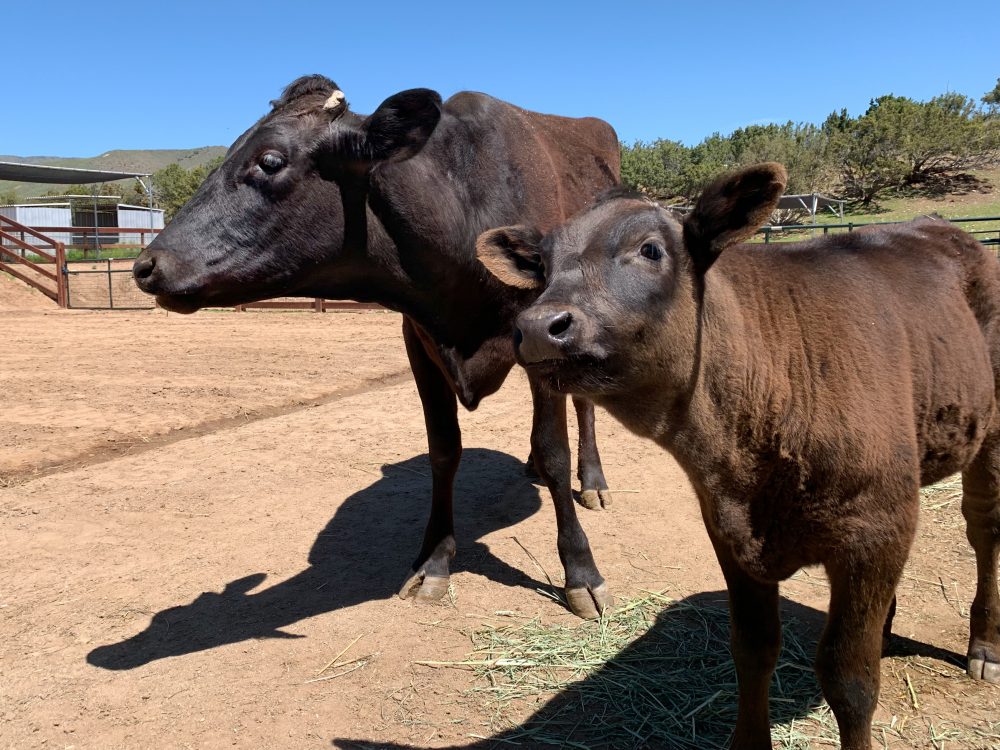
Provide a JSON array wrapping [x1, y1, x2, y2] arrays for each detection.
[[0, 215, 67, 306]]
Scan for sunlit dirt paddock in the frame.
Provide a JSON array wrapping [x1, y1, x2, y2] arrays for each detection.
[[1, 305, 998, 748]]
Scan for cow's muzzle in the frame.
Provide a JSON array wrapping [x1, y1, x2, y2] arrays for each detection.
[[133, 248, 206, 313]]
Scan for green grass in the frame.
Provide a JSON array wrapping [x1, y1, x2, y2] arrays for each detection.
[[64, 247, 142, 262]]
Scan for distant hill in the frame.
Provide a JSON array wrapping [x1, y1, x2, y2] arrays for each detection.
[[0, 147, 227, 199]]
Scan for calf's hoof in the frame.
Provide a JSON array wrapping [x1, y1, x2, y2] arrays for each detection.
[[968, 649, 1000, 684], [565, 582, 612, 619], [398, 568, 450, 603], [579, 488, 613, 510]]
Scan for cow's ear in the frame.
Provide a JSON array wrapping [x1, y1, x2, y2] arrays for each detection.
[[476, 226, 545, 289], [361, 88, 442, 163], [683, 162, 786, 273]]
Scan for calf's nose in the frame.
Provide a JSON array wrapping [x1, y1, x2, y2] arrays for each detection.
[[516, 307, 579, 364]]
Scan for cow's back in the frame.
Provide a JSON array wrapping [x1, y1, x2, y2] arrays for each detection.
[[441, 92, 619, 233]]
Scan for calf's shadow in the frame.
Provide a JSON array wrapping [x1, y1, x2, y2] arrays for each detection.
[[88, 449, 547, 670]]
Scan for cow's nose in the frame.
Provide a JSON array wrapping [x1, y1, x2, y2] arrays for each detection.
[[515, 307, 579, 364]]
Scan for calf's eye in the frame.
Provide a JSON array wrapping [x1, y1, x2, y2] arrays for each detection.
[[258, 151, 286, 174], [639, 243, 663, 261]]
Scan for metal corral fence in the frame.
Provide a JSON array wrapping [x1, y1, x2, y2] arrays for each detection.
[[35, 215, 1000, 310], [65, 258, 153, 309], [755, 215, 1000, 250], [62, 258, 381, 311]]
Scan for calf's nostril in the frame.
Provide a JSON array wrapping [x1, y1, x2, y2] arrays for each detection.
[[548, 311, 573, 339]]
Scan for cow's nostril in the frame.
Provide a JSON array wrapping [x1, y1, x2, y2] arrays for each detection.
[[548, 311, 573, 339], [133, 255, 156, 281]]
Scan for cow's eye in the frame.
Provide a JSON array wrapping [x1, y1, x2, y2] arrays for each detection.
[[258, 151, 286, 174], [639, 242, 663, 261]]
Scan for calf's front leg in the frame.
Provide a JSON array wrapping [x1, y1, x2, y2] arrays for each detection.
[[529, 377, 611, 618], [708, 528, 781, 750], [397, 317, 460, 602]]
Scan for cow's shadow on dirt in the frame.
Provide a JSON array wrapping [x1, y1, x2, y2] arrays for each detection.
[[330, 593, 966, 750], [88, 449, 549, 670]]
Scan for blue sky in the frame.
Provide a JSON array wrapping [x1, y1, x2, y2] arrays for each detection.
[[5, 0, 998, 156]]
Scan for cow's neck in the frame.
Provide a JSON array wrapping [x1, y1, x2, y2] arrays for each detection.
[[331, 142, 519, 352]]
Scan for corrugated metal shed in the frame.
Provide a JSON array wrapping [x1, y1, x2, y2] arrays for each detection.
[[117, 204, 164, 229], [0, 204, 72, 245]]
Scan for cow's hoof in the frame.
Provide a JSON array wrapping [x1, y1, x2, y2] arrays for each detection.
[[524, 456, 539, 479], [565, 582, 612, 619], [579, 489, 613, 510], [398, 569, 450, 603], [968, 655, 1000, 684]]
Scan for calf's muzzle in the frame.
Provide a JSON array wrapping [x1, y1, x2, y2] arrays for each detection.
[[515, 304, 583, 364]]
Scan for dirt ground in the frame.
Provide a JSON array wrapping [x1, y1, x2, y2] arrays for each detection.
[[2, 307, 999, 749]]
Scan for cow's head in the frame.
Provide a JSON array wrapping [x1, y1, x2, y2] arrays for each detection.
[[476, 163, 786, 398], [133, 75, 442, 312]]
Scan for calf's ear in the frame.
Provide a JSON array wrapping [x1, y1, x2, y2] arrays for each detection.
[[476, 226, 545, 289], [362, 88, 443, 162], [684, 162, 786, 272]]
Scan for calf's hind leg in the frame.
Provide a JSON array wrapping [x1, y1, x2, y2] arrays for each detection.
[[573, 396, 612, 510], [962, 437, 1000, 684]]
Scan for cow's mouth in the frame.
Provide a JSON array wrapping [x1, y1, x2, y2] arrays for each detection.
[[154, 293, 204, 314]]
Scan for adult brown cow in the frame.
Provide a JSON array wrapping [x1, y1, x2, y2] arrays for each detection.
[[133, 75, 617, 618], [477, 162, 1000, 749]]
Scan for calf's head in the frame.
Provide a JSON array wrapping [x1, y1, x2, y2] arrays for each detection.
[[133, 75, 442, 312], [476, 163, 786, 397]]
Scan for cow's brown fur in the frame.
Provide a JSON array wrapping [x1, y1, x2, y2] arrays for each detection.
[[477, 163, 1000, 749]]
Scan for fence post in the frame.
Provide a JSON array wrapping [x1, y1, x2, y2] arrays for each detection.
[[107, 258, 114, 310], [55, 242, 68, 308], [313, 297, 324, 312]]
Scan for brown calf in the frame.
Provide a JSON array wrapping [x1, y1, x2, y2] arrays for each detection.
[[477, 163, 1000, 749]]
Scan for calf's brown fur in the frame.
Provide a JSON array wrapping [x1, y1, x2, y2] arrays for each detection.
[[477, 163, 1000, 749]]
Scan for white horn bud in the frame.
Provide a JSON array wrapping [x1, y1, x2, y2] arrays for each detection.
[[323, 90, 346, 110]]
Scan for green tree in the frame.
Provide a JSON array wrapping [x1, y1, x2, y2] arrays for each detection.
[[897, 93, 995, 182], [152, 156, 223, 220], [620, 138, 691, 199], [724, 122, 834, 195], [824, 100, 907, 206], [0, 188, 19, 205], [984, 77, 1000, 108]]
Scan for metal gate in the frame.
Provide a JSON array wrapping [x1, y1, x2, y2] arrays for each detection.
[[64, 259, 154, 310]]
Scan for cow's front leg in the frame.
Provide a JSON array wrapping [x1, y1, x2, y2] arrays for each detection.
[[530, 377, 611, 618], [573, 396, 612, 510], [397, 317, 460, 603]]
